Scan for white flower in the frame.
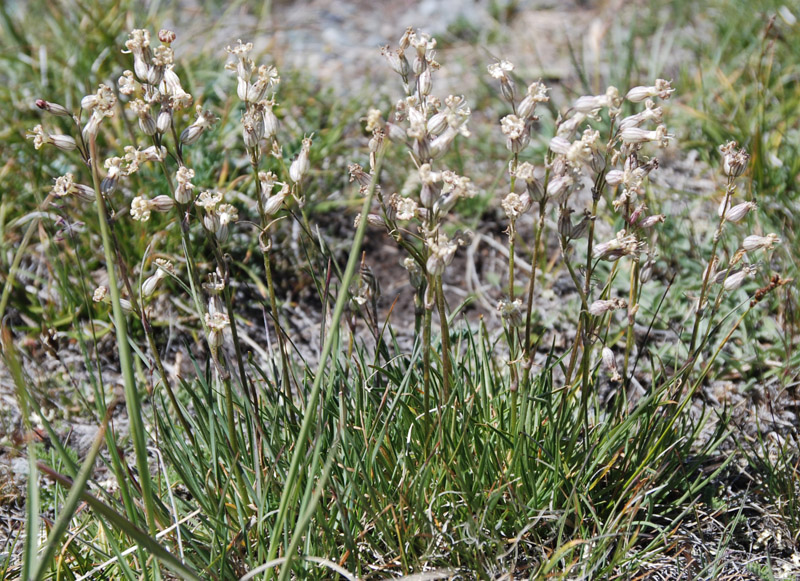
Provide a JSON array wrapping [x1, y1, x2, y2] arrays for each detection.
[[742, 233, 780, 252], [501, 193, 531, 220], [142, 259, 173, 298], [205, 311, 230, 350], [487, 60, 514, 80], [625, 79, 675, 102], [497, 299, 523, 327], [395, 197, 418, 221], [197, 190, 223, 210], [620, 125, 671, 147]]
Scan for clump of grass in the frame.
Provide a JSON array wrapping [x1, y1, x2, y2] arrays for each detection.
[[0, 8, 797, 581]]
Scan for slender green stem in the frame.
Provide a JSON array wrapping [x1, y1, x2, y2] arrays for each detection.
[[524, 201, 547, 357], [264, 155, 382, 578], [622, 259, 639, 384], [263, 251, 293, 400], [508, 227, 516, 303], [250, 157, 293, 401], [435, 275, 452, 403], [688, 180, 734, 359], [423, 296, 432, 435], [89, 139, 158, 536], [140, 311, 195, 446]]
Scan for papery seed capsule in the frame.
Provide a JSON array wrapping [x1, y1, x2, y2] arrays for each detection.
[[605, 170, 624, 187], [82, 114, 102, 142], [412, 137, 431, 163], [570, 212, 591, 239], [180, 125, 199, 145], [640, 259, 654, 284], [558, 206, 574, 239], [722, 265, 756, 290], [243, 120, 259, 149], [147, 65, 164, 86], [138, 111, 157, 136], [427, 111, 447, 136], [262, 184, 290, 216], [150, 195, 175, 213], [205, 312, 229, 351], [385, 122, 406, 143], [72, 184, 97, 203]]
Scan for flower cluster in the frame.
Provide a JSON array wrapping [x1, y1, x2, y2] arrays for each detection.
[[704, 141, 778, 293], [369, 29, 477, 291]]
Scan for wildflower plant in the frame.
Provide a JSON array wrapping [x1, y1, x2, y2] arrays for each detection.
[[4, 13, 795, 581]]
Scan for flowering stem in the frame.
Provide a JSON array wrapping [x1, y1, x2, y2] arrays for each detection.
[[88, 139, 158, 536], [622, 258, 639, 384], [524, 200, 547, 355], [508, 227, 516, 303], [435, 275, 452, 403], [251, 159, 293, 401], [265, 154, 382, 578], [508, 153, 519, 303], [140, 309, 195, 446], [687, 180, 734, 364], [423, 300, 432, 430], [264, 249, 292, 399]]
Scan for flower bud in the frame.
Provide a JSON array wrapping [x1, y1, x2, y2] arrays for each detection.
[[724, 201, 756, 223], [417, 68, 432, 96], [141, 259, 173, 299], [497, 299, 524, 327], [602, 347, 621, 382], [588, 298, 627, 316], [289, 136, 312, 182], [205, 312, 229, 351], [261, 101, 279, 139], [159, 29, 176, 43], [35, 99, 70, 117], [157, 104, 172, 134]]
